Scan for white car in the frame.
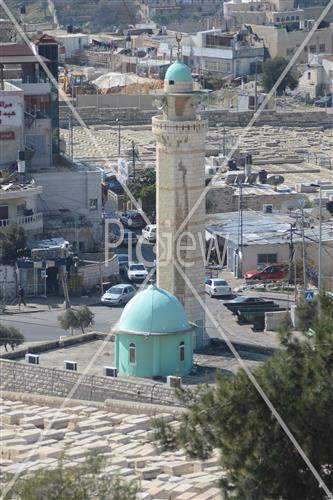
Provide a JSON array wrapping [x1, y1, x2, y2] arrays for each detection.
[[205, 278, 232, 297], [101, 284, 136, 306], [142, 224, 156, 242], [127, 262, 149, 283]]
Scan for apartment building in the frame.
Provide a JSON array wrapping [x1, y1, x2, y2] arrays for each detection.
[[158, 27, 264, 77]]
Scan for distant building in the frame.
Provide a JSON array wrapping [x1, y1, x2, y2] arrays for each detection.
[[206, 209, 333, 289], [298, 53, 333, 98], [251, 21, 333, 63], [158, 27, 265, 78]]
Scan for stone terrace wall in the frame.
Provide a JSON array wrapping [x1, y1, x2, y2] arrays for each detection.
[[60, 105, 333, 129], [0, 359, 179, 406]]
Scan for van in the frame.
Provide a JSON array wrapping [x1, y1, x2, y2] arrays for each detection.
[[142, 224, 156, 242]]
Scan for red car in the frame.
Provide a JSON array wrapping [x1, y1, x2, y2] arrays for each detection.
[[244, 263, 288, 282]]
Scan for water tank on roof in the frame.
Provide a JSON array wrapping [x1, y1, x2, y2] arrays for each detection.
[[258, 169, 268, 184], [228, 159, 237, 170]]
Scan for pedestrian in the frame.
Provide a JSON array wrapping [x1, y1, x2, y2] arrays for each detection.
[[18, 286, 26, 308]]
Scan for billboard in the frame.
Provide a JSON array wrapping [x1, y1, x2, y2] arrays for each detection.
[[0, 95, 23, 127]]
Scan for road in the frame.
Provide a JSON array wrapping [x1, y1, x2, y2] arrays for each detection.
[[0, 293, 280, 349]]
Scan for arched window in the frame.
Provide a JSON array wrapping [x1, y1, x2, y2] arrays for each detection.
[[179, 341, 185, 362], [129, 342, 136, 364]]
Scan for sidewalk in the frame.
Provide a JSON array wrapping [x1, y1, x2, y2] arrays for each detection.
[[1, 294, 101, 315]]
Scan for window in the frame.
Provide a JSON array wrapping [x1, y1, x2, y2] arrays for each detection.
[[276, 17, 280, 22], [308, 71, 311, 80], [0, 205, 8, 220], [179, 341, 185, 362], [169, 80, 174, 85], [319, 44, 326, 52], [129, 343, 136, 364], [89, 198, 98, 210], [309, 45, 316, 54], [257, 254, 277, 265], [286, 48, 294, 56]]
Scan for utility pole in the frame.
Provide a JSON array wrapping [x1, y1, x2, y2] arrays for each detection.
[[132, 140, 136, 178], [68, 115, 73, 161], [222, 127, 226, 156], [116, 119, 121, 156], [237, 182, 243, 278], [254, 58, 258, 113], [300, 204, 307, 290]]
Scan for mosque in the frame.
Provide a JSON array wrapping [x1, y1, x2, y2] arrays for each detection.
[[113, 53, 208, 379]]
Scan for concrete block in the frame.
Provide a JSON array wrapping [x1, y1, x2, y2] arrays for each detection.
[[20, 416, 44, 427], [164, 462, 195, 476], [39, 446, 64, 460], [139, 466, 162, 480], [0, 430, 16, 441], [1, 411, 24, 425], [65, 447, 89, 460], [21, 429, 41, 444], [44, 416, 72, 429]]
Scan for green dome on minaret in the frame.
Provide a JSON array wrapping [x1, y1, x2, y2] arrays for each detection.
[[164, 60, 193, 83]]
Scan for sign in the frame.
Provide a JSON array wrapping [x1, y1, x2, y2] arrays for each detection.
[[41, 270, 48, 279], [304, 290, 315, 302], [0, 96, 23, 127], [0, 131, 15, 140]]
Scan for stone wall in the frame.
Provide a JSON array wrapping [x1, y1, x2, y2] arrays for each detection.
[[0, 358, 179, 406], [60, 106, 333, 129]]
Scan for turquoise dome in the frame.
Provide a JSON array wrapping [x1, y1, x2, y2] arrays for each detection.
[[165, 60, 193, 83], [118, 285, 191, 334]]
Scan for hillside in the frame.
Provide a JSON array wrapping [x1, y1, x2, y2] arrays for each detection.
[[52, 0, 138, 31], [0, 0, 52, 24]]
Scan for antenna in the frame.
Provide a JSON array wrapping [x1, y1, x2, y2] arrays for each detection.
[[176, 33, 182, 60]]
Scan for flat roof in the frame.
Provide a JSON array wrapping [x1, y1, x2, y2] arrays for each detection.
[[206, 210, 333, 246]]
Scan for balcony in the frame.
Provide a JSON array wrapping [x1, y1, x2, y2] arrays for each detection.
[[0, 213, 43, 232]]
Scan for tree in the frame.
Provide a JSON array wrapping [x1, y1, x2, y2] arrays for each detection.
[[3, 454, 139, 499], [0, 224, 27, 265], [153, 294, 333, 499], [126, 169, 156, 217], [262, 57, 298, 94], [0, 324, 25, 351], [58, 306, 94, 334]]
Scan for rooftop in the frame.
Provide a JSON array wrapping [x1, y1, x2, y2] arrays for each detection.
[[206, 210, 333, 246]]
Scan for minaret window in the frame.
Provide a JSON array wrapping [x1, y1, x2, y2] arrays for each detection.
[[129, 343, 136, 364], [179, 341, 185, 362]]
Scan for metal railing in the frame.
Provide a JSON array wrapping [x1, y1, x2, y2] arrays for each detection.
[[0, 213, 43, 228]]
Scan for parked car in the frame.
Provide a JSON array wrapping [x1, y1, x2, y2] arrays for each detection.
[[314, 94, 332, 107], [101, 284, 136, 306], [205, 278, 232, 297], [142, 224, 156, 242], [127, 262, 149, 282], [244, 263, 288, 282], [112, 229, 138, 246], [225, 295, 270, 306], [224, 296, 274, 312], [120, 210, 145, 229]]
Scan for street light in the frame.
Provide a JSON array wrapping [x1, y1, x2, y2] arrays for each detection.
[[115, 118, 121, 156], [311, 183, 333, 291]]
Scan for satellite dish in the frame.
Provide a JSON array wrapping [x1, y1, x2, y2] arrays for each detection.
[[267, 175, 285, 191], [281, 199, 300, 212]]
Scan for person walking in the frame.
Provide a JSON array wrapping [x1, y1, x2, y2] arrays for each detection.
[[18, 286, 26, 309]]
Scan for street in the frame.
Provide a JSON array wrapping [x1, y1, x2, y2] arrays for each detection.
[[0, 292, 280, 349]]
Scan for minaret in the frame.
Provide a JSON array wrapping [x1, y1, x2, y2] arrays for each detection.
[[152, 40, 208, 348]]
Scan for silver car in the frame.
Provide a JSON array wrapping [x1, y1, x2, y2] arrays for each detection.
[[101, 284, 136, 306]]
